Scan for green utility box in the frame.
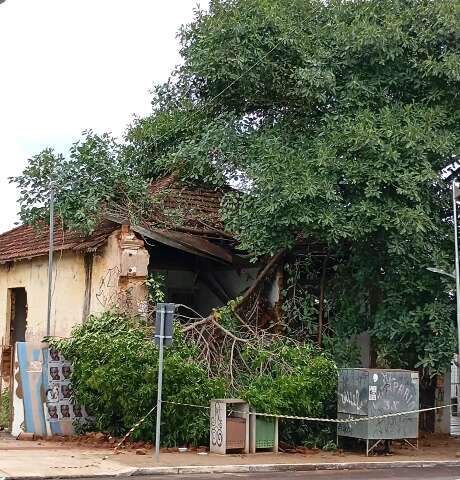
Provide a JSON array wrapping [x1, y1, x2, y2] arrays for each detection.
[[249, 411, 278, 453]]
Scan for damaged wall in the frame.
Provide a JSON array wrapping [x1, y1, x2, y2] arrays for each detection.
[[89, 227, 149, 316], [0, 226, 150, 348], [0, 252, 88, 343]]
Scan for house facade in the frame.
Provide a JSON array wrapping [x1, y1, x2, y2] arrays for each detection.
[[0, 177, 270, 392]]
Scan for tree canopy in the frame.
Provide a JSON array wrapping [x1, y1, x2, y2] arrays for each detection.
[[12, 0, 460, 374]]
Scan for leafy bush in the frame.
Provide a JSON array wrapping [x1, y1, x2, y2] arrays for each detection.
[[322, 336, 362, 369], [239, 341, 336, 415], [237, 340, 337, 445], [51, 310, 339, 447], [50, 310, 225, 446], [0, 389, 9, 430], [145, 273, 166, 304]]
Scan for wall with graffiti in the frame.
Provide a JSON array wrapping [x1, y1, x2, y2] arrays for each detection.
[[11, 342, 90, 437]]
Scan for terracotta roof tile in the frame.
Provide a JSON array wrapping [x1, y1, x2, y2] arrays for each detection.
[[147, 175, 231, 236], [0, 176, 235, 263], [0, 221, 117, 264]]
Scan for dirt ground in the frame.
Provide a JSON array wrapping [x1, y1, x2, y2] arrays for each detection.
[[1, 432, 459, 467]]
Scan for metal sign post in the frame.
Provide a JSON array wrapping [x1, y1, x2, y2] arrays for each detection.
[[154, 303, 175, 464]]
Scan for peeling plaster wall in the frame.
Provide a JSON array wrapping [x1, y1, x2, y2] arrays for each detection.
[[0, 251, 87, 343], [0, 227, 150, 346], [90, 230, 122, 315], [89, 228, 149, 316]]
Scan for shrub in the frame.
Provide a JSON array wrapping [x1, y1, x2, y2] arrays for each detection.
[[237, 340, 337, 445], [50, 310, 225, 446], [0, 389, 9, 430], [51, 310, 339, 447]]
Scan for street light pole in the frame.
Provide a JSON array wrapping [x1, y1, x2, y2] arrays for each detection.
[[46, 184, 55, 337], [452, 180, 460, 408]]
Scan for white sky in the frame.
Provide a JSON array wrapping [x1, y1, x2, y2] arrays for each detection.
[[0, 0, 205, 233]]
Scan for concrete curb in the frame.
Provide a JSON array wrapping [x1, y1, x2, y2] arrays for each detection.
[[4, 460, 460, 479], [132, 460, 460, 476]]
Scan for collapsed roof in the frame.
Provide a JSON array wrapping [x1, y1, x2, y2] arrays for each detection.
[[0, 176, 239, 265]]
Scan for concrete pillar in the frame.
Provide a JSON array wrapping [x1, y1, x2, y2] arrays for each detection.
[[434, 372, 451, 434], [354, 332, 371, 368]]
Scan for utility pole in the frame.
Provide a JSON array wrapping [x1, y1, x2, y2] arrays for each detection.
[[452, 179, 460, 407], [46, 184, 55, 337], [427, 180, 460, 414]]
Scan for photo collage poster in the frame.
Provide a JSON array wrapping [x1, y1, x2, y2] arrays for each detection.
[[46, 347, 88, 424]]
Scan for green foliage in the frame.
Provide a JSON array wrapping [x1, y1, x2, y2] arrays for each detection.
[[237, 340, 337, 445], [326, 239, 457, 375], [373, 294, 457, 373], [145, 273, 166, 304], [49, 309, 338, 447], [282, 257, 319, 337], [322, 440, 338, 452], [49, 310, 225, 446], [0, 389, 9, 430], [239, 340, 336, 415], [133, 0, 458, 374], [10, 131, 148, 234], [213, 297, 242, 331], [322, 336, 362, 369]]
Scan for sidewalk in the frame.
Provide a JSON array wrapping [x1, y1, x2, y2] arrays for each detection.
[[0, 434, 459, 478]]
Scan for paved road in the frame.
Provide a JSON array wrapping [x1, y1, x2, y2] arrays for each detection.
[[84, 468, 460, 480]]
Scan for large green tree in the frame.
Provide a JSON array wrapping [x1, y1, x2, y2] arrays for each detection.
[[135, 0, 460, 374], [12, 0, 460, 373]]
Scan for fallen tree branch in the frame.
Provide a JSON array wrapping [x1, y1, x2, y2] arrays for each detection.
[[237, 249, 286, 309], [229, 339, 236, 388], [210, 317, 249, 343], [181, 316, 212, 332]]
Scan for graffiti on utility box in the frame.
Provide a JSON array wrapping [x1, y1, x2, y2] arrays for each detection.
[[337, 369, 419, 441]]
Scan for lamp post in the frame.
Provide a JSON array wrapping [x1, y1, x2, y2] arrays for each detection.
[[46, 184, 55, 337], [453, 180, 460, 371], [453, 180, 460, 411], [428, 180, 460, 415]]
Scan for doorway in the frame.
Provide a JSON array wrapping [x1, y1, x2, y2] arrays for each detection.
[[0, 288, 28, 432], [10, 288, 28, 345]]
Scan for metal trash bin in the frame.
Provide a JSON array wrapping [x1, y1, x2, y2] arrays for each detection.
[[249, 411, 278, 453], [210, 399, 249, 454], [337, 368, 419, 455]]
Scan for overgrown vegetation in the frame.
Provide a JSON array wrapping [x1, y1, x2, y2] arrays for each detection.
[[145, 273, 166, 305], [50, 310, 225, 445], [238, 340, 337, 446], [13, 1, 460, 380], [50, 310, 337, 446], [0, 389, 9, 430]]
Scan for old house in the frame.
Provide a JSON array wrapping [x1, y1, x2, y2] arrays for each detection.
[[0, 176, 452, 438], [0, 176, 283, 395]]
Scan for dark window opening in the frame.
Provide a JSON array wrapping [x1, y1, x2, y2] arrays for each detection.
[[144, 241, 257, 319], [10, 288, 28, 344]]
